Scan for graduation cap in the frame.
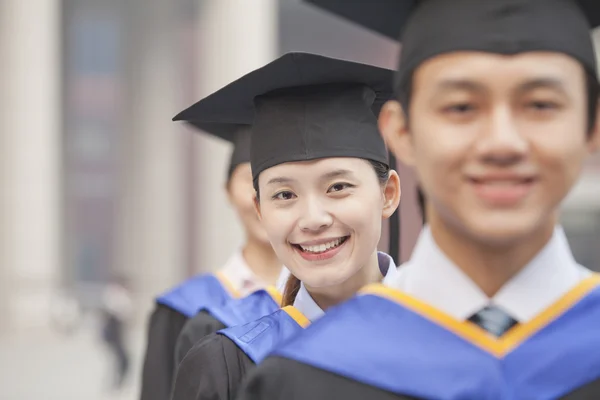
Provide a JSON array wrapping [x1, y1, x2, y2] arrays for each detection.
[[174, 52, 395, 184], [185, 121, 251, 181], [303, 0, 600, 40], [304, 0, 600, 97]]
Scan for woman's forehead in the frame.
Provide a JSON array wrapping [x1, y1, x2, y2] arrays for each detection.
[[260, 158, 370, 182]]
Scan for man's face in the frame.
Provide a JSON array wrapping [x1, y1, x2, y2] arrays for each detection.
[[381, 52, 600, 246]]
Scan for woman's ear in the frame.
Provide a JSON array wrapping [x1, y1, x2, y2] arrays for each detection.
[[382, 170, 401, 219], [253, 193, 262, 221], [379, 100, 416, 166]]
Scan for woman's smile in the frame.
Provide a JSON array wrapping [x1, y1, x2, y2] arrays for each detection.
[[290, 235, 351, 261]]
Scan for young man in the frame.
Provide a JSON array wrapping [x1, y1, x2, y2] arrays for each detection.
[[139, 123, 283, 400], [237, 1, 600, 399]]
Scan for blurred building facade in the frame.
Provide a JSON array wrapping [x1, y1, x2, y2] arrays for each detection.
[[1, 0, 599, 334]]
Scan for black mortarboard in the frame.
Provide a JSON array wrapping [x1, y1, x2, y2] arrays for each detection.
[[185, 122, 251, 181], [304, 0, 600, 98], [303, 0, 600, 40], [174, 52, 394, 184]]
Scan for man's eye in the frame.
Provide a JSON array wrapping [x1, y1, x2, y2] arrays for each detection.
[[444, 103, 476, 114], [527, 101, 559, 111]]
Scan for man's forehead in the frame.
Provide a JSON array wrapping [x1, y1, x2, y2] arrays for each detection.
[[415, 52, 584, 85]]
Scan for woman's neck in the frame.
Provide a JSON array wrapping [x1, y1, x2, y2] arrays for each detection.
[[428, 210, 556, 297], [305, 251, 383, 311], [242, 239, 282, 286]]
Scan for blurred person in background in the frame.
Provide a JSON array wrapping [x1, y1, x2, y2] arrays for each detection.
[[49, 290, 83, 336], [100, 274, 133, 391], [140, 123, 284, 400]]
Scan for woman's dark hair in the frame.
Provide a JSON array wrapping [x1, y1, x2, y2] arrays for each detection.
[[278, 159, 391, 305], [397, 71, 600, 135], [282, 274, 302, 306], [369, 159, 391, 186], [417, 187, 426, 224]]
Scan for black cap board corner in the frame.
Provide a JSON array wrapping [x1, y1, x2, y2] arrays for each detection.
[[182, 122, 252, 180], [174, 52, 395, 183], [303, 0, 417, 40]]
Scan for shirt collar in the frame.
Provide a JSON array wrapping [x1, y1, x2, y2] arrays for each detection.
[[275, 267, 291, 292], [293, 283, 325, 323], [493, 226, 590, 321], [378, 251, 398, 280], [386, 225, 590, 322], [219, 251, 269, 297], [294, 251, 399, 322]]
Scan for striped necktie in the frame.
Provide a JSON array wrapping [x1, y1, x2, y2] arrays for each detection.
[[468, 305, 518, 337]]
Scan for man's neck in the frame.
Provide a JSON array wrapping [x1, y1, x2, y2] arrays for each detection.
[[242, 240, 282, 286], [306, 251, 383, 311], [429, 215, 556, 297]]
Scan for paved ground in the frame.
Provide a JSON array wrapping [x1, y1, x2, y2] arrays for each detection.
[[0, 323, 145, 400]]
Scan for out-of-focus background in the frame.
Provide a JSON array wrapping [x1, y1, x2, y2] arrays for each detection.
[[0, 1, 598, 399]]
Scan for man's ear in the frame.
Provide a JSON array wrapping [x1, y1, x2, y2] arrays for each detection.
[[378, 100, 416, 166], [225, 181, 234, 205], [588, 102, 600, 154]]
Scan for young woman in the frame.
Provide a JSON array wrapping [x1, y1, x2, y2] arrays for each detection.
[[139, 124, 283, 400], [168, 52, 401, 400], [238, 1, 600, 399]]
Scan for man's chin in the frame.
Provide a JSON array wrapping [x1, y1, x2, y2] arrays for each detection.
[[462, 215, 548, 247]]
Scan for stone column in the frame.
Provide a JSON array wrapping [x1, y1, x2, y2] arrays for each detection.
[[192, 0, 278, 273], [0, 0, 62, 333], [114, 0, 187, 313]]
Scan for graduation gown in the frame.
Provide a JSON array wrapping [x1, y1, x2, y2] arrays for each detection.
[[140, 273, 236, 400], [171, 306, 310, 400], [238, 277, 600, 400], [175, 311, 227, 367], [174, 288, 283, 365]]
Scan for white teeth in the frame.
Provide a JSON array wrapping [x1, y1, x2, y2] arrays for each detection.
[[299, 237, 345, 253]]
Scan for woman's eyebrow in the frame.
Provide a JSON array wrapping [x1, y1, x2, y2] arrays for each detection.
[[265, 176, 296, 186]]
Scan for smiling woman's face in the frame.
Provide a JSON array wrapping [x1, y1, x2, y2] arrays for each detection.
[[255, 157, 398, 288]]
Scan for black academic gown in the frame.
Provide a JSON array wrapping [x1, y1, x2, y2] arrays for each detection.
[[237, 356, 600, 400], [140, 304, 189, 400], [237, 277, 600, 400], [171, 305, 307, 400], [174, 311, 227, 365], [238, 356, 408, 400], [171, 334, 255, 400]]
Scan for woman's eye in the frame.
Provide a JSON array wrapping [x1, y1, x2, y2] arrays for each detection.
[[272, 191, 296, 201], [328, 183, 353, 193]]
